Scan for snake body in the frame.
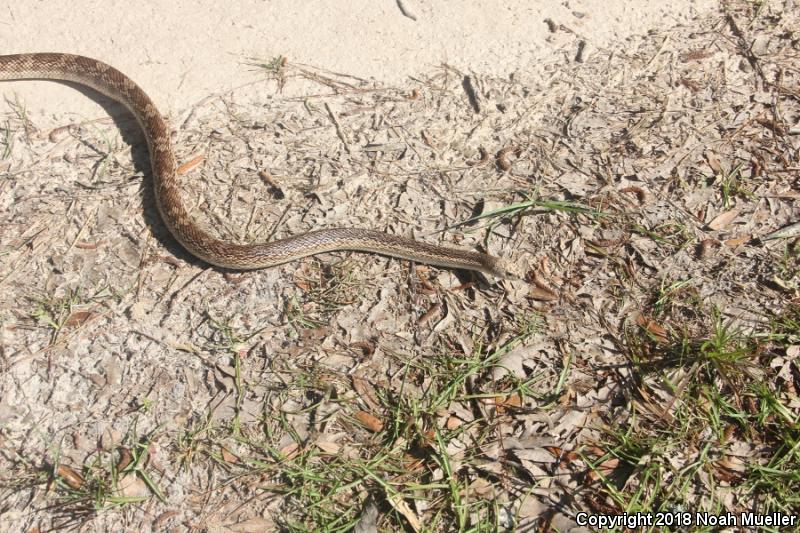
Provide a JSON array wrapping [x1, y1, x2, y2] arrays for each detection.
[[0, 53, 519, 278]]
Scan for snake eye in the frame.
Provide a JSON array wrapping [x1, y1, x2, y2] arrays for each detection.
[[490, 259, 525, 281]]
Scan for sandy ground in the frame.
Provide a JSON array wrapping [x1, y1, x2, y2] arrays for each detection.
[[3, 1, 799, 531], [2, 1, 714, 119]]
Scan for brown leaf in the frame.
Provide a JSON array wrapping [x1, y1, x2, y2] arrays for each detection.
[[496, 147, 516, 171], [495, 392, 523, 414], [349, 340, 375, 357], [229, 517, 277, 533], [704, 151, 723, 174], [586, 457, 620, 482], [713, 456, 746, 484], [176, 154, 205, 175], [355, 411, 384, 433], [619, 186, 650, 204], [724, 235, 751, 247], [636, 314, 668, 342], [63, 310, 92, 328], [466, 146, 490, 167], [418, 304, 442, 326], [115, 447, 134, 471], [386, 492, 422, 532], [221, 446, 239, 464], [56, 464, 84, 489], [707, 208, 740, 230], [529, 286, 558, 301], [279, 442, 300, 460], [316, 440, 341, 454], [445, 416, 462, 430]]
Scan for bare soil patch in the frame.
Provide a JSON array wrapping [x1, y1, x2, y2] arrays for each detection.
[[1, 1, 798, 530]]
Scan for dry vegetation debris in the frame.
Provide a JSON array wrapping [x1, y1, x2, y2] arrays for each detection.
[[1, 1, 799, 530]]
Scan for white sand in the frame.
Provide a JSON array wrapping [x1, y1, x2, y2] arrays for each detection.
[[2, 0, 715, 120]]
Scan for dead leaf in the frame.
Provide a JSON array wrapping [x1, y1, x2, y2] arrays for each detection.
[[724, 235, 751, 247], [221, 446, 239, 464], [316, 440, 341, 454], [350, 341, 375, 357], [445, 416, 462, 430], [586, 457, 620, 482], [176, 154, 205, 175], [713, 456, 746, 484], [229, 517, 276, 533], [704, 150, 723, 174], [465, 477, 495, 498], [355, 411, 384, 433], [354, 501, 380, 533], [529, 285, 558, 301], [619, 185, 650, 204], [495, 393, 523, 414], [116, 447, 134, 471], [418, 304, 442, 327], [63, 310, 92, 328], [279, 442, 300, 460], [56, 465, 84, 489], [636, 314, 668, 342], [386, 493, 421, 532], [117, 474, 148, 498], [707, 208, 740, 230]]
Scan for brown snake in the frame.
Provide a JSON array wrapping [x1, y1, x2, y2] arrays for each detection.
[[0, 53, 520, 278]]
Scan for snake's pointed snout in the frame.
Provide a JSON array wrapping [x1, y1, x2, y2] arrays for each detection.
[[489, 258, 526, 281]]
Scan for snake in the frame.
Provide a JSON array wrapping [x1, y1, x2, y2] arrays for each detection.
[[0, 53, 521, 279]]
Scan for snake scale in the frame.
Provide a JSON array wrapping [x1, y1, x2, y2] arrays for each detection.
[[0, 53, 520, 278]]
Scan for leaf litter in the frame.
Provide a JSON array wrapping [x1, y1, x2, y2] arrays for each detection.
[[1, 1, 799, 530]]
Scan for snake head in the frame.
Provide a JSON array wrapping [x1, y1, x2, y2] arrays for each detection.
[[486, 258, 526, 281]]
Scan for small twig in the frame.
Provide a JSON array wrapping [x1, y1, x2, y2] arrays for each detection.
[[461, 75, 481, 113], [396, 0, 418, 21], [324, 102, 351, 154], [466, 147, 491, 167], [575, 40, 587, 63]]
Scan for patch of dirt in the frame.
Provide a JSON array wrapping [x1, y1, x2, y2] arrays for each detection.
[[1, 1, 798, 530]]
